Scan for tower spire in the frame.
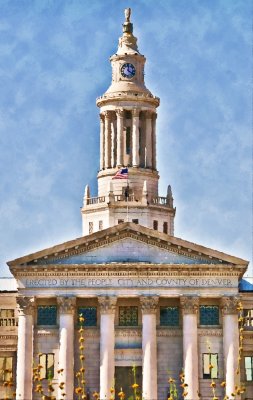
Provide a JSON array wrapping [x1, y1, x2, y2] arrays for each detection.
[[117, 8, 139, 55]]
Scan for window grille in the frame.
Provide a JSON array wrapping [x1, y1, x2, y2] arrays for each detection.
[[245, 356, 253, 381], [37, 306, 57, 326], [78, 307, 97, 326], [153, 220, 158, 230], [39, 353, 54, 380], [243, 309, 253, 327], [0, 309, 16, 326], [0, 356, 13, 382], [99, 220, 103, 231], [163, 222, 168, 234], [119, 306, 138, 326], [203, 353, 218, 379], [160, 306, 179, 326], [200, 305, 219, 325], [89, 222, 93, 234]]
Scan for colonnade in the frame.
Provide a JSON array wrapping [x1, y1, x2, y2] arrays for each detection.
[[16, 295, 240, 400], [99, 109, 157, 170]]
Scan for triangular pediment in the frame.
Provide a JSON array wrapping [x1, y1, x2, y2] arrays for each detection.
[[8, 223, 248, 270]]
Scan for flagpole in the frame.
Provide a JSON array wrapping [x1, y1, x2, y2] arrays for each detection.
[[126, 175, 129, 222]]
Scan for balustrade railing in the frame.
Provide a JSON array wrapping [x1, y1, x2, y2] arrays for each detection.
[[86, 196, 105, 205], [114, 194, 135, 202], [152, 196, 169, 206], [0, 317, 18, 327]]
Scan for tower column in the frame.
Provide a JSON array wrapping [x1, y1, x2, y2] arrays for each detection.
[[132, 108, 140, 167], [100, 113, 105, 170], [221, 297, 240, 400], [116, 108, 124, 167], [145, 110, 153, 168], [104, 111, 112, 169], [98, 296, 117, 400], [57, 296, 76, 400], [140, 296, 159, 400], [152, 113, 157, 170], [16, 297, 34, 400], [180, 296, 199, 400]]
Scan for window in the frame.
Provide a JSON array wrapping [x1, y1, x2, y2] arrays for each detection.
[[243, 309, 253, 327], [153, 220, 158, 230], [0, 309, 16, 326], [119, 306, 138, 326], [125, 110, 132, 120], [160, 307, 179, 326], [126, 127, 131, 155], [200, 306, 219, 325], [89, 221, 93, 234], [163, 222, 168, 234], [118, 219, 124, 224], [39, 353, 54, 380], [203, 353, 218, 379], [132, 219, 139, 224], [78, 307, 97, 327], [37, 306, 57, 326], [245, 356, 253, 381], [0, 356, 13, 383], [99, 220, 103, 231]]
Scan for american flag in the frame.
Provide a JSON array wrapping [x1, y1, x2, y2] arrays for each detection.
[[112, 167, 128, 179]]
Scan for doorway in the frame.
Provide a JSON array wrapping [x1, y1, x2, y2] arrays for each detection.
[[115, 366, 142, 400]]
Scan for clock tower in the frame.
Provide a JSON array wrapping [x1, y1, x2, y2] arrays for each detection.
[[81, 9, 176, 236]]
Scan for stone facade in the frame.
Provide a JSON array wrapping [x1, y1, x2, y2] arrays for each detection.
[[1, 8, 253, 400]]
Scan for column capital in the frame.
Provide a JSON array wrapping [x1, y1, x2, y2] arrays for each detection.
[[132, 108, 140, 118], [140, 296, 159, 314], [104, 110, 113, 119], [17, 296, 35, 316], [145, 110, 154, 118], [220, 296, 240, 315], [98, 296, 117, 314], [100, 113, 105, 121], [152, 112, 157, 120], [115, 108, 124, 118], [57, 296, 76, 314], [180, 296, 199, 314]]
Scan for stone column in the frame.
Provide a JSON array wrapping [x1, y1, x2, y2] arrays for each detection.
[[111, 115, 117, 168], [57, 297, 76, 400], [145, 111, 153, 168], [152, 113, 157, 170], [116, 108, 124, 167], [16, 297, 34, 400], [132, 108, 140, 167], [140, 296, 159, 400], [100, 113, 105, 170], [104, 111, 112, 169], [221, 297, 240, 400], [180, 296, 199, 400], [98, 296, 117, 400]]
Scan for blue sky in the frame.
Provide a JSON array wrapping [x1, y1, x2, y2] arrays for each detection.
[[0, 0, 252, 277]]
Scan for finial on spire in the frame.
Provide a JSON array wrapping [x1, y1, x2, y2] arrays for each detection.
[[124, 8, 131, 23]]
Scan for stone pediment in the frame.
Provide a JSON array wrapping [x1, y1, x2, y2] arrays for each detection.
[[8, 223, 248, 269]]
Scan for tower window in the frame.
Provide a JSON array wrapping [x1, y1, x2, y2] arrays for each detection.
[[200, 306, 219, 325], [132, 219, 139, 224], [39, 353, 54, 380], [163, 222, 168, 234], [89, 222, 93, 234], [153, 220, 158, 230], [126, 127, 131, 155], [0, 356, 13, 382], [99, 220, 103, 231], [203, 353, 218, 379], [125, 110, 132, 119]]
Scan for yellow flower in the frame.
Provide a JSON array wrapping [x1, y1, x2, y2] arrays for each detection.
[[132, 383, 139, 389], [168, 377, 175, 383], [79, 337, 85, 343], [209, 363, 214, 370], [110, 387, 115, 393], [75, 387, 82, 394], [210, 381, 216, 388], [182, 392, 188, 397], [80, 355, 85, 360], [220, 381, 226, 387]]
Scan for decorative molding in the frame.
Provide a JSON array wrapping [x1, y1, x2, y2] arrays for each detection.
[[157, 329, 182, 337], [198, 329, 223, 337], [57, 296, 76, 314], [83, 329, 100, 338], [17, 296, 35, 316], [180, 296, 199, 314], [36, 329, 59, 337], [0, 335, 18, 340], [116, 329, 141, 337], [220, 296, 240, 315], [140, 296, 159, 314], [115, 108, 124, 118], [98, 296, 117, 314]]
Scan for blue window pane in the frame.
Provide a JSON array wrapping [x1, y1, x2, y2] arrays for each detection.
[[37, 306, 57, 326], [200, 306, 219, 325], [78, 307, 97, 326], [160, 307, 179, 326]]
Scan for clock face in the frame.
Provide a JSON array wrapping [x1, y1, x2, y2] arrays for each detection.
[[121, 63, 136, 78]]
